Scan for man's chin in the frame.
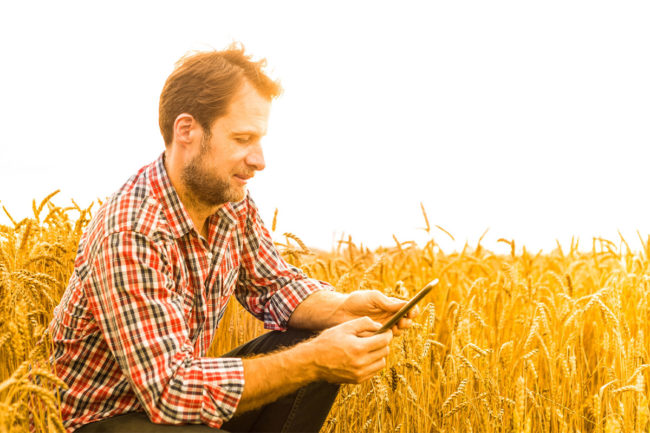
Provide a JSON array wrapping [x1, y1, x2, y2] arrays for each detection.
[[230, 187, 247, 203], [219, 186, 247, 204], [193, 186, 246, 207]]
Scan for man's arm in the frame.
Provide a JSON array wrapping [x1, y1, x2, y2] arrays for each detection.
[[231, 195, 414, 415], [288, 289, 419, 335], [235, 195, 418, 333], [85, 231, 244, 428], [234, 195, 338, 331], [235, 317, 392, 414], [286, 289, 349, 329]]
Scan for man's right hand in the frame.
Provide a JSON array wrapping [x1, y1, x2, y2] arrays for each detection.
[[237, 317, 392, 414], [305, 316, 393, 384]]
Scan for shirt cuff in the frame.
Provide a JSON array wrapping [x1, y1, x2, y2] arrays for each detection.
[[198, 357, 245, 427], [264, 278, 334, 331]]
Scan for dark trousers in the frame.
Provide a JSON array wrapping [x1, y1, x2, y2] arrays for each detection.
[[75, 329, 340, 433]]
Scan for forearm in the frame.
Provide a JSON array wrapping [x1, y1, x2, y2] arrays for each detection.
[[236, 316, 395, 415], [287, 289, 353, 330], [236, 340, 320, 414]]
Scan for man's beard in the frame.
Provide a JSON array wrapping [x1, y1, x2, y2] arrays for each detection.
[[181, 138, 245, 207]]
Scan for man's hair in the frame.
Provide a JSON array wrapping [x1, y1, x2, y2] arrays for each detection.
[[159, 43, 282, 146]]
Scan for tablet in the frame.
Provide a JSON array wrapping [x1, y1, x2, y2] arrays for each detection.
[[375, 279, 439, 334]]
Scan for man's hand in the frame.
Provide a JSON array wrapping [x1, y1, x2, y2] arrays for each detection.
[[238, 316, 392, 413], [338, 289, 420, 336], [306, 317, 393, 383]]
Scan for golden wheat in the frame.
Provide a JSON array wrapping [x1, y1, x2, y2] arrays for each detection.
[[2, 195, 650, 432]]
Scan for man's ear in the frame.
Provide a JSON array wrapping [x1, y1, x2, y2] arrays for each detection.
[[172, 113, 199, 148]]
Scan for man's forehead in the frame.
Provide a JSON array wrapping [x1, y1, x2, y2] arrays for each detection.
[[220, 91, 271, 135], [222, 112, 269, 135]]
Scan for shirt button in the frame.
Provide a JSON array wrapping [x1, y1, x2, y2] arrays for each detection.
[[207, 252, 213, 261]]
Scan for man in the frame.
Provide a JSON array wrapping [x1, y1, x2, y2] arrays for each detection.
[[48, 44, 418, 432]]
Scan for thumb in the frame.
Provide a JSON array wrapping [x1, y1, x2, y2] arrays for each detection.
[[347, 316, 382, 333], [382, 296, 407, 313]]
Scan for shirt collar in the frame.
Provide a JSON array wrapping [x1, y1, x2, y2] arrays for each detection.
[[148, 152, 239, 239]]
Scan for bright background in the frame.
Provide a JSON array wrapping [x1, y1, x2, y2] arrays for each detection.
[[1, 1, 648, 254]]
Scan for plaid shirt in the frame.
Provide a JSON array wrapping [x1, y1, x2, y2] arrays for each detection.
[[48, 153, 332, 431]]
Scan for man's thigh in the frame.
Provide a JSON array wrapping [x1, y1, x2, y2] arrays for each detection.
[[221, 329, 339, 433], [74, 412, 226, 432], [220, 328, 317, 358]]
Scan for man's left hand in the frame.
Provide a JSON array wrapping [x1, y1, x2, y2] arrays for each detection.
[[339, 290, 420, 337]]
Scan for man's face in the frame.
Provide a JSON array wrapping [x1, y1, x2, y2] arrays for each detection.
[[181, 81, 271, 206]]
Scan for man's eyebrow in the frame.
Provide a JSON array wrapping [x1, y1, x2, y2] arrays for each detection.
[[230, 129, 266, 137]]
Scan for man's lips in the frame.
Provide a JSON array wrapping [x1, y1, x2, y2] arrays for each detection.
[[234, 174, 253, 184]]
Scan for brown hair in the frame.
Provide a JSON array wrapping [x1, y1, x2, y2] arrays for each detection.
[[159, 43, 282, 146]]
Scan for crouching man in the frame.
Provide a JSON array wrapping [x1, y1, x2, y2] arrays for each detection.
[[48, 44, 418, 432]]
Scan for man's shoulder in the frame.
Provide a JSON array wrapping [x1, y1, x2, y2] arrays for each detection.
[[77, 161, 172, 264], [112, 165, 167, 230]]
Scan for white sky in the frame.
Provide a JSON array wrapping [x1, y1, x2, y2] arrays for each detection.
[[1, 1, 649, 254]]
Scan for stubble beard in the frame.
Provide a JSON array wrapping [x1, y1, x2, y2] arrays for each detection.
[[181, 135, 245, 207]]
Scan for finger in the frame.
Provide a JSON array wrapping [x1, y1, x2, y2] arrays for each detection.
[[407, 305, 421, 318], [352, 342, 389, 375], [358, 330, 393, 351], [346, 316, 382, 333], [384, 296, 407, 312], [357, 330, 377, 338], [367, 344, 390, 360], [358, 357, 388, 382], [397, 317, 413, 329]]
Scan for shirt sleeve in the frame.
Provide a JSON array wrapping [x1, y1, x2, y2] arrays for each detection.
[[235, 195, 334, 331], [84, 231, 244, 428]]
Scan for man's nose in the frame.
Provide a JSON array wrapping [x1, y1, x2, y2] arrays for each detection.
[[245, 143, 265, 171]]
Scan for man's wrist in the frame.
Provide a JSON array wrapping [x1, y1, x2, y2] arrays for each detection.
[[328, 292, 358, 325], [288, 289, 350, 330], [291, 338, 323, 382], [238, 338, 322, 413]]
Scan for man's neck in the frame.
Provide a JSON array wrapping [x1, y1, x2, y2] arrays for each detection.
[[178, 189, 221, 240]]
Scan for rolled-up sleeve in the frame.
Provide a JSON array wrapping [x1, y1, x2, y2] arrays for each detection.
[[236, 196, 334, 331], [84, 231, 244, 427]]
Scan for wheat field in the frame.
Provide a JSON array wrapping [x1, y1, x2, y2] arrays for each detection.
[[1, 192, 649, 432]]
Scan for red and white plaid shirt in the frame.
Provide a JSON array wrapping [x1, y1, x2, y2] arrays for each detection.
[[48, 153, 332, 431]]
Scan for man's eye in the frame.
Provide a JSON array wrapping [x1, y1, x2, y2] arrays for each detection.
[[235, 136, 251, 144]]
